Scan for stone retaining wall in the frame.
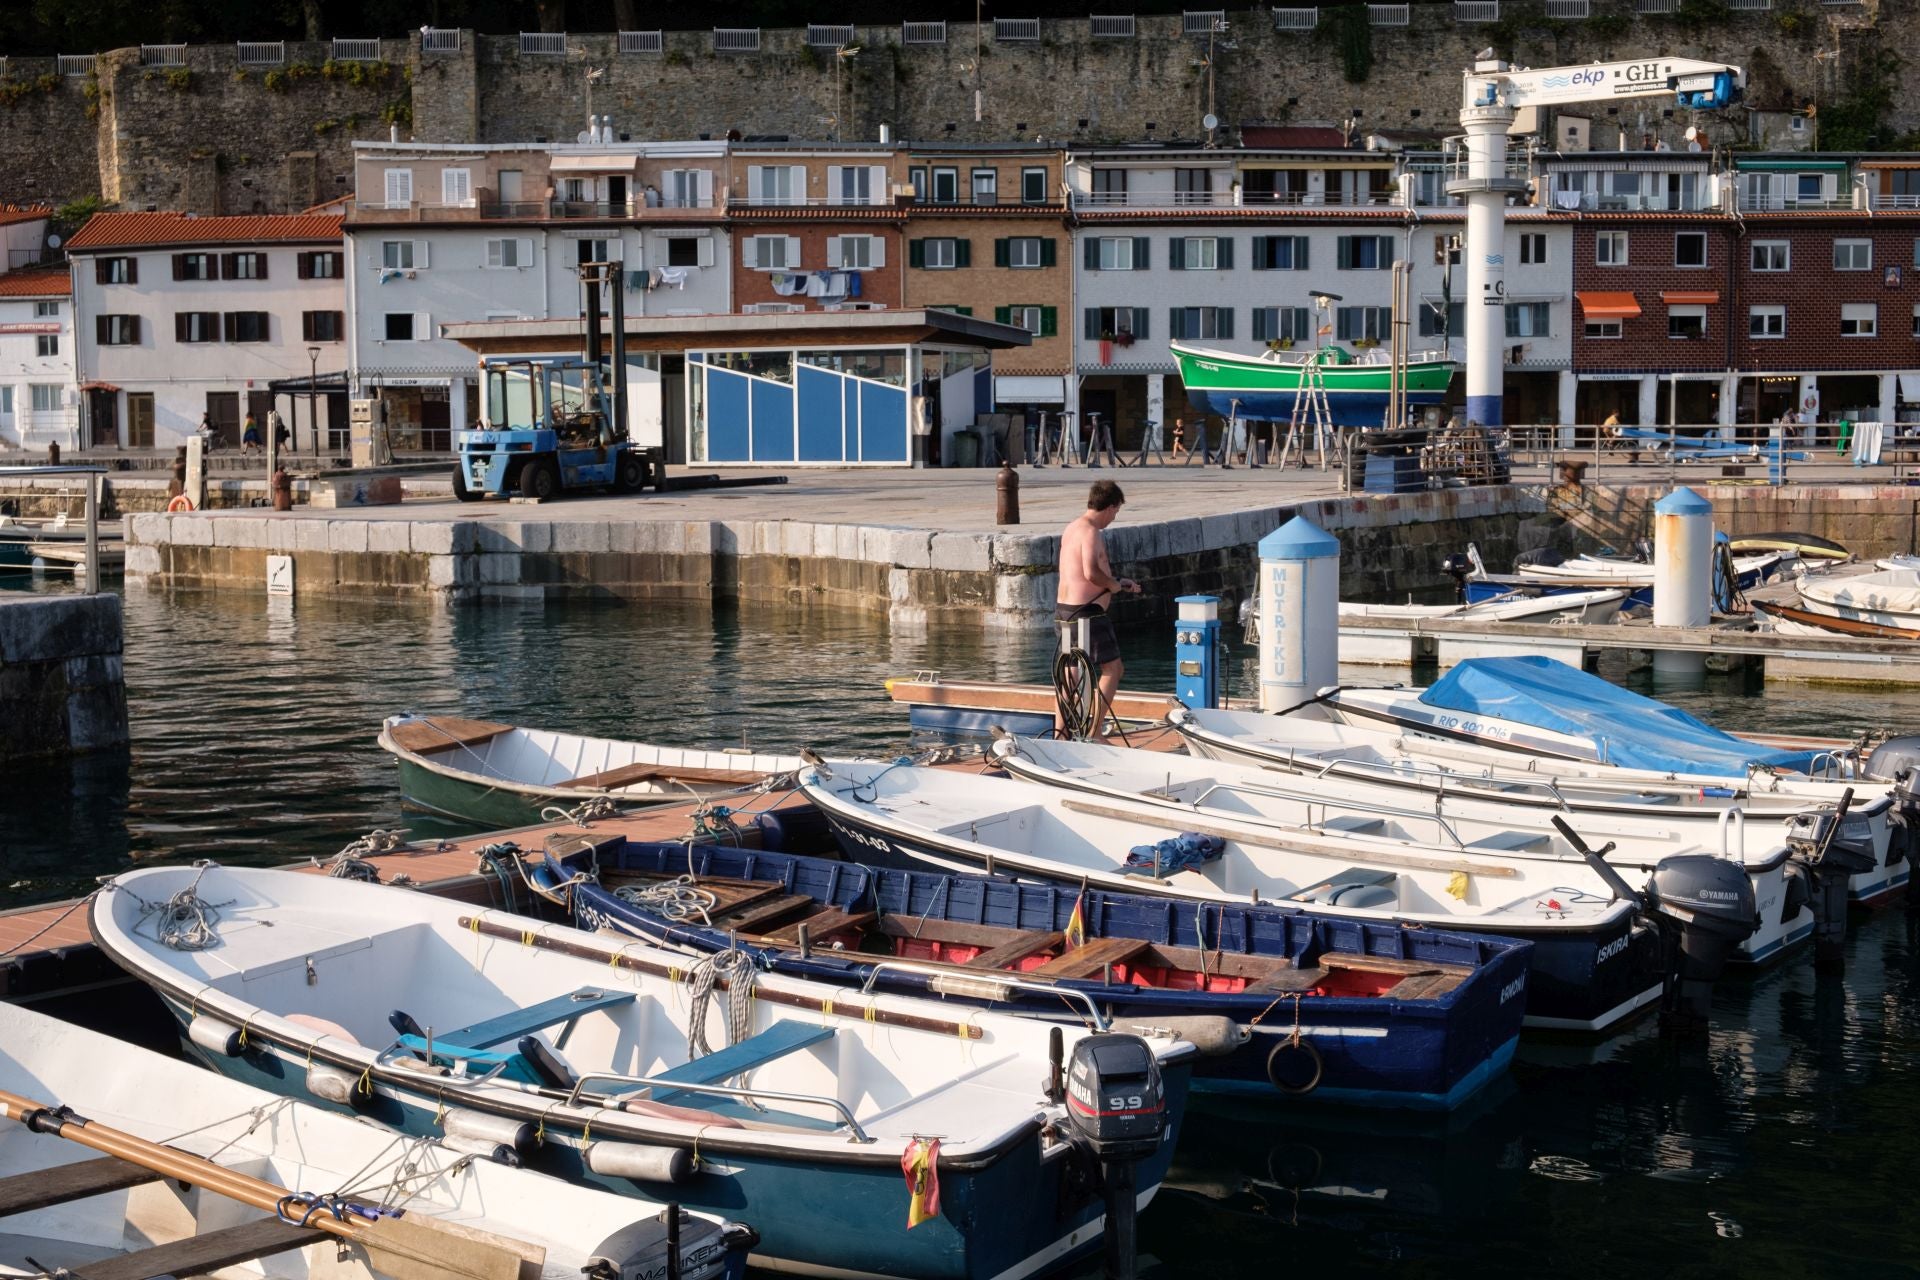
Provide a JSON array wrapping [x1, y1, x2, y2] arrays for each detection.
[[1550, 482, 1920, 560], [0, 594, 129, 762]]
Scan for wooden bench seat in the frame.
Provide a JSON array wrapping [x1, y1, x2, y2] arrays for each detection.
[[75, 1217, 326, 1280], [559, 761, 770, 791], [1241, 967, 1330, 994], [646, 1020, 837, 1107], [387, 715, 511, 756], [1030, 936, 1150, 980], [762, 908, 877, 945], [0, 1156, 160, 1216], [965, 930, 1066, 970]]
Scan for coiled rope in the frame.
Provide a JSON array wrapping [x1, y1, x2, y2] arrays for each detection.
[[132, 861, 233, 951], [474, 842, 522, 914], [613, 874, 719, 926], [686, 948, 760, 1101], [540, 794, 621, 828]]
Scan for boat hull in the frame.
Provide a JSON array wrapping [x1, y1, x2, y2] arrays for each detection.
[[1170, 344, 1454, 427]]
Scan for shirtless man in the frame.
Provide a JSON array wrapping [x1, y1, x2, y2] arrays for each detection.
[[1056, 479, 1140, 736]]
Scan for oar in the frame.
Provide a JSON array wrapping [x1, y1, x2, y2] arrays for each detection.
[[0, 1087, 524, 1280]]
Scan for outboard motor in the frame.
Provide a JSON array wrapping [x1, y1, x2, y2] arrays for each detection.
[[1441, 552, 1475, 602], [583, 1205, 757, 1280], [1786, 790, 1874, 969], [1865, 735, 1920, 785], [1063, 1032, 1167, 1280], [1553, 817, 1757, 1032], [1863, 740, 1920, 904]]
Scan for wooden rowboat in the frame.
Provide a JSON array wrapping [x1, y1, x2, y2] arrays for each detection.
[[378, 713, 800, 827], [1753, 598, 1920, 641]]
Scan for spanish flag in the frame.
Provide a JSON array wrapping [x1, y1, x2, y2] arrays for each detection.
[[1064, 891, 1087, 950], [902, 1137, 942, 1228]]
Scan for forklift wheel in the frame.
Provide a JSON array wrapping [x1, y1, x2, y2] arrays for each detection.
[[520, 458, 560, 501], [616, 453, 645, 493], [452, 467, 482, 503]]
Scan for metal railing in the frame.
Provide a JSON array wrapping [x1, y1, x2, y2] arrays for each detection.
[[57, 54, 95, 76], [140, 44, 187, 67], [519, 31, 566, 55], [1727, 0, 1772, 7], [331, 37, 382, 61], [1544, 0, 1590, 16], [478, 201, 549, 219], [995, 17, 1042, 40], [1455, 1, 1501, 21], [421, 28, 462, 54], [619, 30, 664, 53], [902, 21, 947, 43], [1634, 0, 1679, 11], [1183, 9, 1227, 34], [0, 466, 106, 592], [237, 41, 285, 66], [713, 27, 761, 51], [1090, 14, 1137, 37], [1872, 193, 1920, 209], [1368, 3, 1411, 23], [807, 23, 856, 46], [1274, 8, 1319, 30]]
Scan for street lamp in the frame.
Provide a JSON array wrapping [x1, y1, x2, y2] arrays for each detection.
[[306, 346, 320, 456]]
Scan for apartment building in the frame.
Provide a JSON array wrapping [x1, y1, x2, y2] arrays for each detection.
[[0, 268, 77, 451], [726, 143, 906, 315], [65, 212, 347, 450]]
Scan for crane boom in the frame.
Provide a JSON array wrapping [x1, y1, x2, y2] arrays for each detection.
[[1466, 56, 1744, 110]]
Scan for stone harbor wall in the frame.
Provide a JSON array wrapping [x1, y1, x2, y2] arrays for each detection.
[[0, 593, 129, 762]]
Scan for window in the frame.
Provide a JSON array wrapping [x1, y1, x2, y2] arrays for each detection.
[[224, 311, 270, 343], [1749, 305, 1786, 338], [930, 167, 958, 204], [1174, 168, 1212, 205], [1252, 306, 1311, 342], [1834, 240, 1873, 271], [34, 334, 56, 357], [999, 237, 1050, 269], [1091, 237, 1144, 270], [1251, 236, 1309, 270], [33, 301, 58, 318], [1168, 307, 1233, 340], [971, 168, 997, 205], [384, 167, 413, 206], [575, 237, 616, 266], [908, 166, 928, 203], [558, 177, 589, 204], [302, 311, 343, 342], [1797, 173, 1824, 202], [94, 257, 137, 285], [173, 252, 219, 281], [298, 251, 342, 279], [1419, 301, 1466, 338], [831, 235, 883, 270], [1518, 233, 1547, 265], [1667, 305, 1706, 340], [1336, 306, 1391, 342], [1912, 304, 1920, 338], [1022, 167, 1048, 204], [1504, 303, 1550, 338], [666, 239, 700, 267], [744, 235, 794, 270], [1091, 167, 1127, 205], [486, 238, 533, 268], [384, 312, 418, 341], [1584, 319, 1622, 339], [662, 168, 711, 209], [834, 166, 874, 206], [442, 167, 472, 205], [173, 312, 219, 343], [30, 385, 60, 413], [1169, 237, 1229, 271], [1335, 235, 1394, 270], [95, 315, 139, 345], [1841, 302, 1877, 337], [224, 252, 267, 280], [0, 386, 10, 415], [1084, 306, 1147, 340], [1596, 232, 1629, 266], [381, 241, 416, 270], [1751, 241, 1790, 272], [929, 305, 973, 316], [995, 304, 1055, 336], [1674, 232, 1707, 268], [912, 238, 968, 269], [748, 165, 800, 205]]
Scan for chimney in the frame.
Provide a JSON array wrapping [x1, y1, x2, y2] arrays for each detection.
[[390, 124, 400, 143], [879, 123, 891, 144]]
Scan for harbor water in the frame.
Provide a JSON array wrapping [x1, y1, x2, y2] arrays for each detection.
[[5, 582, 1919, 1278]]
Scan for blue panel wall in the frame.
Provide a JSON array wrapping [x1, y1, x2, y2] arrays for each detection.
[[750, 378, 795, 462], [706, 368, 750, 462], [844, 378, 859, 460], [974, 364, 994, 414], [796, 366, 846, 463], [859, 382, 908, 463]]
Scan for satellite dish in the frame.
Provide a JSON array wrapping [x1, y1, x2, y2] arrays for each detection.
[[1202, 113, 1219, 131], [46, 233, 60, 249]]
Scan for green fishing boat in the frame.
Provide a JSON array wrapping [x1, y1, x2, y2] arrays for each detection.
[[1170, 341, 1455, 426]]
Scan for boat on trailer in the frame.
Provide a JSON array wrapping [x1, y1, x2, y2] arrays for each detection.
[[378, 712, 799, 827], [0, 1001, 755, 1280], [91, 864, 1197, 1280], [529, 835, 1533, 1112]]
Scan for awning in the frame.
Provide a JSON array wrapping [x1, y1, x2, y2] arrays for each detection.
[[549, 154, 636, 173], [1660, 291, 1721, 305], [1576, 291, 1641, 319], [1900, 374, 1920, 401], [1736, 158, 1848, 172], [77, 381, 121, 393]]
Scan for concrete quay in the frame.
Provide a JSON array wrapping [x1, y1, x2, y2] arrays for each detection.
[[0, 594, 129, 762]]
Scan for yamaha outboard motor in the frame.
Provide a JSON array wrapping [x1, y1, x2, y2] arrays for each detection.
[[1440, 552, 1474, 603], [1786, 790, 1875, 969], [1063, 1031, 1167, 1280], [584, 1205, 757, 1280], [1553, 818, 1757, 1032], [1864, 739, 1920, 905]]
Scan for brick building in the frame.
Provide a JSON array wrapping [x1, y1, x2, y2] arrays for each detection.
[[725, 144, 906, 315]]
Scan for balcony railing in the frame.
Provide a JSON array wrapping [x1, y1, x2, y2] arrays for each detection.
[[714, 28, 761, 52], [237, 41, 285, 66], [995, 18, 1041, 41], [728, 193, 896, 208], [1274, 8, 1319, 31], [1634, 0, 1679, 12], [1726, 0, 1773, 7], [1090, 15, 1137, 37], [331, 38, 382, 61], [619, 30, 664, 53], [1070, 188, 1394, 209], [1544, 0, 1589, 17], [1183, 10, 1227, 35], [1872, 192, 1920, 210], [57, 54, 95, 76], [1368, 3, 1410, 24], [902, 21, 947, 43], [520, 32, 567, 55], [1455, 1, 1501, 21], [421, 28, 462, 53], [1738, 194, 1854, 211], [140, 44, 187, 67], [808, 23, 856, 46]]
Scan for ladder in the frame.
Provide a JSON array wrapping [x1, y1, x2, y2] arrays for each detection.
[[1279, 348, 1337, 470]]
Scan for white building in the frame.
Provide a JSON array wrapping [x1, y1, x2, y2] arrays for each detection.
[[0, 267, 78, 452], [65, 212, 348, 450], [344, 132, 730, 452]]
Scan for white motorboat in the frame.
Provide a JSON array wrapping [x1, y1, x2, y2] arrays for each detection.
[[1340, 587, 1627, 626], [1799, 567, 1920, 631]]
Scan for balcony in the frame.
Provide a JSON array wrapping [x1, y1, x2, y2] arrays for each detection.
[[727, 194, 899, 209], [1070, 188, 1394, 209], [1872, 192, 1920, 210]]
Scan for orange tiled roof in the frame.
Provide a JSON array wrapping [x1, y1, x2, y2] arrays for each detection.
[[0, 204, 52, 228], [65, 211, 344, 252], [0, 267, 71, 297]]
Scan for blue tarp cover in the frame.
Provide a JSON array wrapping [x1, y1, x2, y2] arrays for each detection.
[[1415, 656, 1821, 778]]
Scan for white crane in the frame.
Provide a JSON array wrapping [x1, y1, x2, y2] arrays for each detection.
[[1449, 57, 1743, 429]]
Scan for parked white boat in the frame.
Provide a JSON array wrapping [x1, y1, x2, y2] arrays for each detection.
[[0, 1001, 754, 1280], [987, 732, 1813, 967], [1515, 550, 1786, 585], [92, 864, 1196, 1280], [1799, 567, 1920, 631], [1340, 588, 1627, 626]]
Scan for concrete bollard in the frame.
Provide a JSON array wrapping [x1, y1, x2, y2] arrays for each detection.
[[1652, 486, 1712, 683], [1256, 516, 1340, 712], [995, 460, 1020, 525]]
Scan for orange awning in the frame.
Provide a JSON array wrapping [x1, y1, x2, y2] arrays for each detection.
[[1661, 290, 1721, 305], [1576, 291, 1641, 319]]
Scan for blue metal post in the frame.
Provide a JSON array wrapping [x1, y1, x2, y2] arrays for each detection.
[[1174, 595, 1221, 709]]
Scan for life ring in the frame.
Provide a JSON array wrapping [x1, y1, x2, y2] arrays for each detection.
[[1265, 1036, 1324, 1095], [1802, 395, 1819, 411], [166, 494, 195, 512]]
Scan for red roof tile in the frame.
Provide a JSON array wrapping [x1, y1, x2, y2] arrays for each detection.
[[0, 204, 52, 228], [65, 212, 344, 252], [0, 267, 70, 298], [1239, 126, 1353, 150]]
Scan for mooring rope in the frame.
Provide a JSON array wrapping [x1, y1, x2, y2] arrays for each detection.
[[613, 874, 719, 926], [686, 948, 761, 1106], [128, 861, 234, 951]]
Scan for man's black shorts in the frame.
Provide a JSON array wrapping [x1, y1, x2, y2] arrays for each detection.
[[1056, 602, 1121, 666]]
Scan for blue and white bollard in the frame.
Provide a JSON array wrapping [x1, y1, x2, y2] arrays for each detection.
[[1256, 517, 1340, 712], [1652, 486, 1713, 682], [1173, 595, 1221, 709]]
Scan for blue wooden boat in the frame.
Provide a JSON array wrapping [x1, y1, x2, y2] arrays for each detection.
[[531, 835, 1533, 1112]]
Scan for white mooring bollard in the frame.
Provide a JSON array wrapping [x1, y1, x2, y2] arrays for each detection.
[[1652, 486, 1712, 683], [1256, 516, 1340, 712]]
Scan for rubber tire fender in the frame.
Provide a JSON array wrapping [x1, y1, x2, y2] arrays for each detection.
[[1265, 1036, 1324, 1095]]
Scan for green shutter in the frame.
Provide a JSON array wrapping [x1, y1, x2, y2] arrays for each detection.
[[1337, 237, 1352, 270], [994, 238, 1009, 267], [909, 239, 926, 269], [1039, 306, 1056, 337], [1133, 237, 1150, 269], [1085, 308, 1101, 339], [1040, 238, 1056, 267], [1168, 308, 1184, 340], [1217, 238, 1234, 270], [1084, 238, 1101, 270], [1132, 307, 1149, 339], [1216, 308, 1233, 339], [956, 239, 972, 268], [1293, 237, 1310, 270], [1168, 238, 1185, 270], [995, 305, 1011, 325]]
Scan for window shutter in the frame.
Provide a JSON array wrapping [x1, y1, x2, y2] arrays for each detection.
[[785, 236, 801, 268], [1253, 309, 1269, 341], [175, 313, 188, 341], [910, 239, 926, 269], [126, 259, 137, 284], [789, 166, 806, 202], [1168, 308, 1185, 340], [1132, 237, 1149, 269], [126, 316, 139, 343], [1131, 307, 1149, 339], [1293, 237, 1309, 270], [1168, 238, 1185, 271], [222, 252, 238, 279], [1040, 238, 1056, 268], [826, 166, 843, 201], [255, 254, 268, 280], [1378, 235, 1395, 265], [1251, 238, 1269, 271], [1217, 308, 1233, 339], [414, 312, 431, 341], [1039, 306, 1057, 337], [94, 260, 109, 285], [696, 236, 714, 268], [223, 312, 236, 342], [1084, 238, 1100, 271], [95, 315, 107, 343], [301, 312, 315, 342], [415, 241, 429, 269], [296, 252, 312, 280], [1084, 308, 1100, 340], [869, 166, 887, 203], [953, 238, 969, 268], [518, 238, 534, 266], [994, 238, 1009, 268], [173, 254, 187, 281], [995, 305, 1011, 325], [869, 237, 886, 269], [743, 237, 758, 267], [696, 170, 714, 206], [1337, 237, 1352, 270], [1217, 238, 1234, 270], [826, 236, 842, 269]]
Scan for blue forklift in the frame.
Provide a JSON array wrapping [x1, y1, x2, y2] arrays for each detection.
[[453, 262, 661, 501]]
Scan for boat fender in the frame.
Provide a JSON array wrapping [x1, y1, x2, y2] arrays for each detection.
[[587, 1140, 695, 1184], [1110, 1016, 1251, 1058], [1265, 1037, 1324, 1095], [438, 1133, 521, 1166], [306, 1063, 370, 1109], [187, 1015, 245, 1058], [442, 1106, 534, 1153], [587, 1208, 737, 1280]]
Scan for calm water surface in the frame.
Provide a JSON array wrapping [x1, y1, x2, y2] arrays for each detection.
[[5, 582, 1919, 1279]]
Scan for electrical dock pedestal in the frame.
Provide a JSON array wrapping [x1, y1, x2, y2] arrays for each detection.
[[1173, 595, 1221, 710]]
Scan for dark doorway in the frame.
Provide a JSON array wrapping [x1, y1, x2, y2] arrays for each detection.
[[420, 396, 451, 453], [606, 175, 628, 213], [661, 356, 687, 465], [206, 391, 240, 448], [85, 389, 118, 450], [325, 391, 350, 453]]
